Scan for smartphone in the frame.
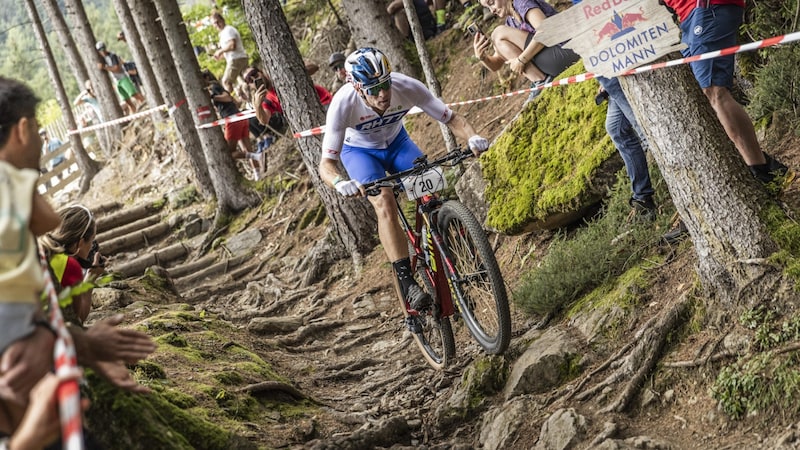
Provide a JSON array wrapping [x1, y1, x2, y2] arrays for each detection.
[[253, 77, 265, 90], [467, 23, 482, 36]]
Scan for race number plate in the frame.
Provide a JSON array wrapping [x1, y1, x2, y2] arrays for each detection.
[[402, 167, 446, 200]]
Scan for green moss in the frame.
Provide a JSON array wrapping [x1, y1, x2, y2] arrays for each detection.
[[298, 201, 326, 230], [214, 371, 244, 386], [161, 388, 198, 409], [480, 62, 614, 233], [464, 356, 508, 410], [151, 196, 167, 211], [85, 373, 254, 450], [171, 185, 199, 209], [133, 360, 167, 381], [158, 331, 188, 348], [760, 203, 800, 289]]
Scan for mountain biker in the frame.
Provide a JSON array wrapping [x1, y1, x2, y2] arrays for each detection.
[[317, 47, 490, 312]]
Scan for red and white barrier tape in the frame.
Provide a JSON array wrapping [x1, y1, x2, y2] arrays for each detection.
[[67, 104, 167, 135], [291, 30, 800, 138], [39, 249, 84, 450], [196, 109, 257, 129]]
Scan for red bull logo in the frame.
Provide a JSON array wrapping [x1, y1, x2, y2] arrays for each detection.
[[595, 8, 646, 43]]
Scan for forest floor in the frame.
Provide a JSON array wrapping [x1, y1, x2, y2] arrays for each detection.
[[61, 19, 800, 450]]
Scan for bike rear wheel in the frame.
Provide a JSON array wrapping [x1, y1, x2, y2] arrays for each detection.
[[394, 266, 455, 370], [437, 201, 511, 355]]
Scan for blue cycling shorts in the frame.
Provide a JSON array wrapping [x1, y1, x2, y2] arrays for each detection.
[[340, 128, 424, 184], [680, 5, 743, 89]]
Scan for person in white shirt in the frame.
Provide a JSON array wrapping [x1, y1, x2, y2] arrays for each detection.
[[211, 13, 249, 93], [318, 47, 490, 312]]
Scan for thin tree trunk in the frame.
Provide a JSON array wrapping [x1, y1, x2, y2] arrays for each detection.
[[62, 0, 124, 147], [39, 0, 90, 93], [243, 0, 378, 260], [111, 0, 164, 109], [154, 0, 260, 215], [342, 0, 417, 78], [402, 0, 457, 152], [25, 0, 99, 194], [621, 62, 778, 310], [126, 0, 214, 198]]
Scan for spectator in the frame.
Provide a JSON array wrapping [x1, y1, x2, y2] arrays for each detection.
[[387, 0, 438, 40], [474, 0, 579, 101], [660, 0, 793, 242], [74, 80, 103, 127], [328, 52, 347, 93], [317, 48, 489, 313], [244, 67, 333, 138], [95, 41, 144, 114], [211, 12, 249, 94], [40, 205, 106, 325], [115, 31, 142, 89], [0, 76, 155, 423], [431, 0, 474, 34], [39, 128, 65, 172], [201, 69, 265, 180]]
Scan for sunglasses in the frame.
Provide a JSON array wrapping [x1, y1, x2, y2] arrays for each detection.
[[363, 79, 392, 96], [331, 65, 343, 71]]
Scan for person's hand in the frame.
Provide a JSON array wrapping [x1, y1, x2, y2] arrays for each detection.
[[473, 33, 490, 61], [96, 62, 104, 70], [253, 85, 268, 101], [80, 314, 156, 365], [335, 179, 363, 197], [468, 135, 490, 155], [9, 369, 89, 450], [508, 57, 526, 75], [0, 326, 56, 406], [91, 360, 151, 394], [213, 50, 223, 60]]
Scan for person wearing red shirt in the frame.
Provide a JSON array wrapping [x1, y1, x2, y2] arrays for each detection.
[[661, 0, 790, 185]]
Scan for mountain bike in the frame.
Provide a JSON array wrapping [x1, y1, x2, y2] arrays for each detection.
[[363, 148, 511, 370]]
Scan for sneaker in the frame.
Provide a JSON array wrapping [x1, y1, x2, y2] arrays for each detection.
[[662, 218, 689, 245], [436, 24, 447, 35], [750, 152, 795, 188], [525, 75, 553, 104], [407, 284, 433, 312], [629, 196, 657, 222]]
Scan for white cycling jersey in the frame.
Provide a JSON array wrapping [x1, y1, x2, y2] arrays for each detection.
[[321, 72, 453, 160]]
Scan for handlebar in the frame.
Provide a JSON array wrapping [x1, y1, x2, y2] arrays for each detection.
[[362, 147, 474, 196]]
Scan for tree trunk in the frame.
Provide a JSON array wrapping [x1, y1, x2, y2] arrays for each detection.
[[39, 0, 90, 93], [127, 0, 214, 198], [243, 0, 378, 260], [25, 0, 99, 194], [402, 0, 457, 152], [621, 62, 779, 309], [342, 0, 417, 78], [62, 0, 124, 146], [111, 0, 164, 109], [154, 0, 260, 216]]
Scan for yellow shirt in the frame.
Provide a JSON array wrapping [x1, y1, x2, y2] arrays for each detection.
[[0, 160, 43, 304]]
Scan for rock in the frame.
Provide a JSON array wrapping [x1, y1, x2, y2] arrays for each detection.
[[535, 408, 587, 450], [92, 287, 133, 309], [247, 316, 304, 335], [434, 355, 508, 428], [224, 228, 263, 258], [504, 327, 583, 399], [479, 396, 539, 450]]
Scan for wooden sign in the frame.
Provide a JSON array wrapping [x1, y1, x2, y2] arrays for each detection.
[[535, 0, 684, 77]]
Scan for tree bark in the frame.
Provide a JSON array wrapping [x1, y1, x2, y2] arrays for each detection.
[[62, 0, 124, 145], [24, 0, 99, 194], [110, 0, 164, 109], [39, 0, 90, 93], [342, 0, 417, 78], [621, 62, 779, 309], [127, 0, 214, 198], [243, 0, 378, 262], [402, 0, 457, 152], [154, 0, 260, 216]]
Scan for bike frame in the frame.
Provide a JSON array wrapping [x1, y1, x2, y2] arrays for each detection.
[[395, 193, 456, 318]]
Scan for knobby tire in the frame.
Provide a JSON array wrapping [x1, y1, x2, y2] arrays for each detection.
[[437, 201, 511, 355]]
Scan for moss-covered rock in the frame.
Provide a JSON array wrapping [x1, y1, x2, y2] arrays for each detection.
[[480, 62, 621, 234]]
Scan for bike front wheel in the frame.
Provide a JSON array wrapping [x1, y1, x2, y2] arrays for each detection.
[[437, 201, 511, 355]]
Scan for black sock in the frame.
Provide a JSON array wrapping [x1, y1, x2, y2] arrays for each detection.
[[392, 258, 415, 297]]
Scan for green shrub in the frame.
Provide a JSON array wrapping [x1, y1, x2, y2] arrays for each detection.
[[746, 46, 800, 126]]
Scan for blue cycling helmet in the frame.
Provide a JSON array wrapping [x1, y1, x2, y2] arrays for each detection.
[[344, 48, 392, 90]]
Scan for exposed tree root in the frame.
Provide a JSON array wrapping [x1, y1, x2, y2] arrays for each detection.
[[238, 381, 307, 400], [570, 293, 692, 412]]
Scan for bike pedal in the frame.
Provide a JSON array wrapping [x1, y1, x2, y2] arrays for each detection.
[[404, 316, 423, 333]]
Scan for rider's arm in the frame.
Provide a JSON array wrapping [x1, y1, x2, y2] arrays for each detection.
[[319, 158, 343, 187], [444, 113, 479, 143]]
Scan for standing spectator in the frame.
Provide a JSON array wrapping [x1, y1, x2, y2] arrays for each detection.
[[39, 128, 64, 171], [328, 52, 348, 93], [116, 31, 143, 90], [387, 0, 438, 40], [474, 0, 579, 101], [95, 41, 144, 114], [201, 69, 265, 180], [659, 0, 793, 242], [211, 12, 249, 94]]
